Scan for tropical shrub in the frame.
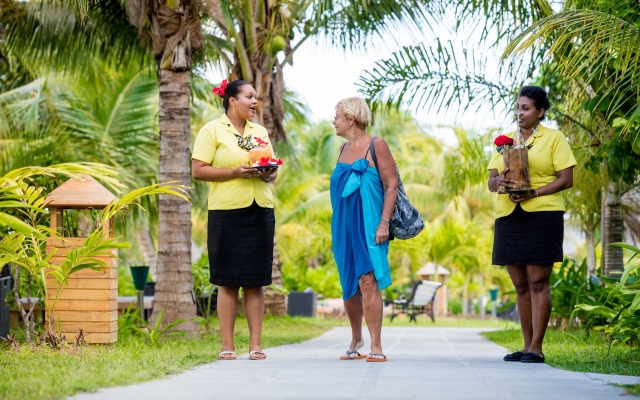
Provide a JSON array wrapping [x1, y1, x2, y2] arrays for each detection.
[[0, 163, 189, 341], [575, 243, 640, 345], [550, 258, 591, 327]]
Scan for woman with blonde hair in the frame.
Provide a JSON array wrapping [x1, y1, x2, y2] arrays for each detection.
[[330, 97, 398, 362]]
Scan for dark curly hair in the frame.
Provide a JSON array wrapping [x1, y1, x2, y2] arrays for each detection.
[[519, 85, 551, 121], [222, 80, 252, 112]]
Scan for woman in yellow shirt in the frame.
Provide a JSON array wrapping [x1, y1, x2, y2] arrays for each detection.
[[487, 86, 576, 364], [192, 80, 278, 361]]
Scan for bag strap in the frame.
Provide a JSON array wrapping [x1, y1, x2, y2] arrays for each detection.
[[338, 142, 347, 158], [369, 136, 379, 169], [336, 143, 347, 161]]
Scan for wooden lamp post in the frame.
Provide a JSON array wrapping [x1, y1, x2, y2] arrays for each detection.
[[44, 175, 119, 344]]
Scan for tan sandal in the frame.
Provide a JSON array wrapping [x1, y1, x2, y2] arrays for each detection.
[[249, 351, 267, 360], [218, 351, 237, 360]]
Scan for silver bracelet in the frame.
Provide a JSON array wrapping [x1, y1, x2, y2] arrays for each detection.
[[380, 217, 390, 223]]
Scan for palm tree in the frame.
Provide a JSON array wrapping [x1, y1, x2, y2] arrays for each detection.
[[202, 0, 434, 141], [122, 0, 205, 331], [0, 0, 204, 330]]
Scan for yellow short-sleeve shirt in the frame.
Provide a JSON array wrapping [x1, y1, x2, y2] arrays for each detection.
[[192, 114, 275, 210], [487, 124, 577, 218]]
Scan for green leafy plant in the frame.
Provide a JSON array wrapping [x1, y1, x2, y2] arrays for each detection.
[[0, 163, 190, 340], [550, 258, 590, 327], [574, 242, 640, 345], [192, 253, 216, 332], [122, 310, 199, 346]]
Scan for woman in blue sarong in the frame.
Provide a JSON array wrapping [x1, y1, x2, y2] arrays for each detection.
[[330, 97, 398, 363]]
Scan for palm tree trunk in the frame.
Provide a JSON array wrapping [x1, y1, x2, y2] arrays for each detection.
[[601, 181, 624, 277], [257, 60, 286, 142], [584, 229, 597, 278], [264, 238, 286, 316], [152, 68, 198, 333]]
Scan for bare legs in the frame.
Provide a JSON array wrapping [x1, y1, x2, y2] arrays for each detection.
[[244, 286, 265, 356], [217, 286, 239, 355], [343, 294, 364, 350], [343, 272, 384, 356], [506, 264, 553, 356], [217, 285, 265, 359]]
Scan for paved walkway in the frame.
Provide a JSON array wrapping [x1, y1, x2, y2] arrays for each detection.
[[72, 327, 640, 399]]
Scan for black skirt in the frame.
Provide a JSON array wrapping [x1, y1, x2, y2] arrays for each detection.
[[492, 204, 565, 266], [207, 201, 275, 287]]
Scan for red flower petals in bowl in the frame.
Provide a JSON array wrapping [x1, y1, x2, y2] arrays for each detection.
[[253, 157, 283, 167]]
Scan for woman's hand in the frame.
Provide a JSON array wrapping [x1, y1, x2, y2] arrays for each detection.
[[234, 165, 260, 179], [491, 168, 513, 194], [510, 190, 537, 203], [258, 167, 277, 182], [375, 221, 390, 244]]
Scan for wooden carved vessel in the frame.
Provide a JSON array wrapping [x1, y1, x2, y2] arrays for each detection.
[[503, 147, 531, 193]]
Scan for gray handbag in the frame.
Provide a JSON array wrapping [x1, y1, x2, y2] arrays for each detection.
[[369, 138, 425, 240]]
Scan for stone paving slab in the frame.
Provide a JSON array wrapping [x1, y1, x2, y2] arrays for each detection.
[[71, 326, 640, 400]]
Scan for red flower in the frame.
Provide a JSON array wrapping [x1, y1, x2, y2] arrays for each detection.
[[271, 158, 283, 165], [212, 79, 228, 98], [494, 135, 514, 147]]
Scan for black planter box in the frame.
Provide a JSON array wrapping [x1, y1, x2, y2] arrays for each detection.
[[287, 291, 317, 317], [0, 276, 11, 338]]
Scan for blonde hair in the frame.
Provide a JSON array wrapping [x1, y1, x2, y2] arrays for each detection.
[[336, 97, 371, 130]]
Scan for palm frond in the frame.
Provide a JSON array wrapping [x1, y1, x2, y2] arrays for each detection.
[[358, 40, 520, 117], [437, 0, 553, 46], [2, 0, 150, 84], [307, 0, 433, 51], [99, 183, 191, 225], [2, 162, 122, 193], [443, 128, 493, 196], [503, 8, 640, 130]]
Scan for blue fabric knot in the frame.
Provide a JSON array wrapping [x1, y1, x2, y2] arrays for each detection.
[[341, 159, 369, 197]]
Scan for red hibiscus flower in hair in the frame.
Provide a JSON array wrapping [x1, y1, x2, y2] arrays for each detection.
[[494, 135, 514, 154], [213, 79, 228, 98]]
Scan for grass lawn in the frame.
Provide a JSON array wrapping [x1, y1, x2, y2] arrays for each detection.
[[0, 316, 333, 400], [483, 328, 640, 395]]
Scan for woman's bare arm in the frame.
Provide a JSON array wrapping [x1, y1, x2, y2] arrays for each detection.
[[373, 138, 399, 244]]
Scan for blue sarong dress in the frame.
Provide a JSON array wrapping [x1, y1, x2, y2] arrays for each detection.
[[330, 159, 392, 300]]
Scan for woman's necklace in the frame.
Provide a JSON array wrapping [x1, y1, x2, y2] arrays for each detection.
[[233, 133, 256, 152], [518, 124, 538, 149]]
